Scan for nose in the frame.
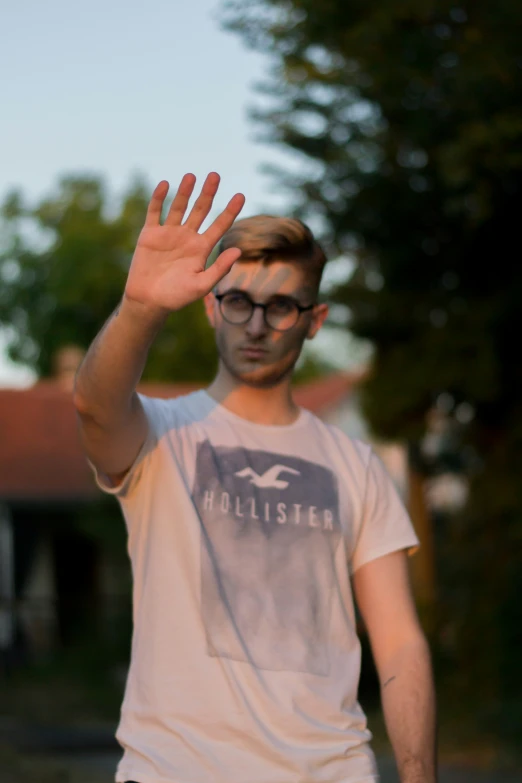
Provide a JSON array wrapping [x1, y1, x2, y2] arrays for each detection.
[[245, 304, 268, 337]]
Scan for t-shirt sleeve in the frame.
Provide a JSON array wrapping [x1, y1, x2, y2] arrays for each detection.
[[349, 448, 420, 575], [89, 394, 162, 499]]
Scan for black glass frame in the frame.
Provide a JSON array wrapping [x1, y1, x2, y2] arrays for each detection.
[[214, 291, 316, 331]]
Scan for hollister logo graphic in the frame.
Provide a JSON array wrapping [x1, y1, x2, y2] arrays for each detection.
[[192, 441, 342, 676], [234, 464, 300, 489]]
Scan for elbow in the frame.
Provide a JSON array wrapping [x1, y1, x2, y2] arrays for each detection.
[[391, 632, 431, 661], [72, 363, 85, 408], [72, 380, 91, 418], [376, 633, 431, 684], [72, 365, 99, 419], [72, 373, 101, 422]]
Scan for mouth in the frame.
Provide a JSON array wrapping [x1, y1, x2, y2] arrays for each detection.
[[239, 346, 268, 361]]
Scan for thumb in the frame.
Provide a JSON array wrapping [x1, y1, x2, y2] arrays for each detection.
[[201, 247, 242, 291]]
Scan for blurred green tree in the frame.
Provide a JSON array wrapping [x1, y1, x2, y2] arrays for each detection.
[[0, 175, 218, 382], [222, 0, 522, 722]]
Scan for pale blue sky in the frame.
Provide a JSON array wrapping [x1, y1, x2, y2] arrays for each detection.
[[0, 0, 362, 385]]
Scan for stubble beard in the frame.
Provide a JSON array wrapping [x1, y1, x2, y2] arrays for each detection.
[[215, 329, 305, 390]]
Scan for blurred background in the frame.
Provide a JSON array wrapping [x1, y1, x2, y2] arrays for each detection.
[[1, 1, 521, 781]]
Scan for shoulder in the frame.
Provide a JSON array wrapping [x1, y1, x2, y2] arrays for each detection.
[[304, 410, 374, 468]]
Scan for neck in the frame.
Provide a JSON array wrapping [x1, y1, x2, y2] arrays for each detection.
[[206, 362, 300, 426]]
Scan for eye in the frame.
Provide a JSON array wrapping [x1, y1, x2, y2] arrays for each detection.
[[223, 293, 250, 309], [268, 298, 295, 314]]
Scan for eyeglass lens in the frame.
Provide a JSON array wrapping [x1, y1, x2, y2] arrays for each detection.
[[220, 293, 300, 331]]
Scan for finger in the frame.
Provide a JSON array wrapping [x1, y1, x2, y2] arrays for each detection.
[[164, 173, 197, 226], [199, 247, 241, 292], [144, 180, 169, 226], [203, 192, 246, 248], [183, 172, 221, 232]]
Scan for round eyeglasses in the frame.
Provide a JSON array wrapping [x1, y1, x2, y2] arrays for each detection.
[[214, 291, 316, 332]]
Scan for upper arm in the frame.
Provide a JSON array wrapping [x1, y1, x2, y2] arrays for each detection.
[[352, 549, 425, 678], [75, 391, 149, 485]]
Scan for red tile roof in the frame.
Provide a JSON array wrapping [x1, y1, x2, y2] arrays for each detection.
[[293, 371, 364, 415], [0, 383, 95, 503], [0, 373, 361, 502]]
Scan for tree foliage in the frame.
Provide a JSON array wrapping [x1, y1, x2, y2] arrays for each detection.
[[222, 0, 522, 716], [0, 176, 218, 381]]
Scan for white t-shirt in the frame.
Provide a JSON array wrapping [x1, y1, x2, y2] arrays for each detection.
[[94, 390, 419, 783]]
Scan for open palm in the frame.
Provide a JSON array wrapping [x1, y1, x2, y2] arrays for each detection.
[[125, 172, 245, 313]]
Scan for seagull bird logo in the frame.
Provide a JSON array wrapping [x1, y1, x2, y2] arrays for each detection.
[[234, 465, 301, 490]]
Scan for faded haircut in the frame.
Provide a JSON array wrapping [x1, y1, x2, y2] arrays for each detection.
[[217, 215, 328, 291]]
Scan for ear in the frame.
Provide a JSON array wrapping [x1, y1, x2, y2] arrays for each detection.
[[204, 292, 217, 329], [306, 303, 329, 340]]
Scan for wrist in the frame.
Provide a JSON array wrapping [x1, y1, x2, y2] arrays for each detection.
[[120, 292, 170, 329]]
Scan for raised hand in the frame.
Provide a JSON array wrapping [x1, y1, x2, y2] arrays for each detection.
[[124, 172, 245, 313]]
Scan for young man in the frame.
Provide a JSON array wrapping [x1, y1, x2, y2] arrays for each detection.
[[74, 172, 437, 783]]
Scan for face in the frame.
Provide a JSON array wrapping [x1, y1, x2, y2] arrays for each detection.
[[204, 261, 329, 388]]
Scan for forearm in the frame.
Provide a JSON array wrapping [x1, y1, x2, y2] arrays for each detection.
[[74, 295, 167, 426], [379, 637, 437, 783]]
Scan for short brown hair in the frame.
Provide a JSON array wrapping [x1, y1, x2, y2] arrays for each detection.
[[218, 215, 327, 291]]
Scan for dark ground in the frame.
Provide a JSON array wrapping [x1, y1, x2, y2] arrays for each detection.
[[1, 718, 520, 783]]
